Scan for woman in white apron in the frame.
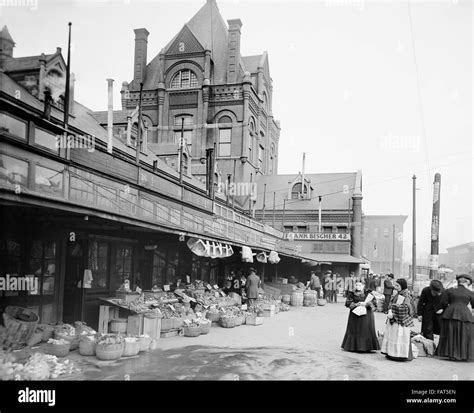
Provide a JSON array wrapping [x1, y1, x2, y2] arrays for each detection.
[[381, 278, 415, 361]]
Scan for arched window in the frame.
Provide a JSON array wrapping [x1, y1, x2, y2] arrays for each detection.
[[218, 116, 232, 157], [170, 69, 198, 89], [248, 119, 255, 163], [291, 182, 308, 199], [269, 143, 275, 174]]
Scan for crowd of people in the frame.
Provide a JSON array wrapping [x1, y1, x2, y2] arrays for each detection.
[[339, 272, 473, 362], [222, 267, 262, 307]]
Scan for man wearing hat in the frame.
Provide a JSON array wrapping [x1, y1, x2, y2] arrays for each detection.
[[417, 279, 444, 340], [245, 267, 261, 308], [383, 273, 395, 313]]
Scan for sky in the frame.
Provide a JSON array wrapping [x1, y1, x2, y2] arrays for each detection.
[[1, 0, 472, 260]]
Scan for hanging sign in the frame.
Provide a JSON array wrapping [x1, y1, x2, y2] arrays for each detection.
[[163, 285, 170, 291], [429, 254, 439, 270]]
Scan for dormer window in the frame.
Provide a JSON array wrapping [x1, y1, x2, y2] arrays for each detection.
[[291, 182, 308, 200], [170, 69, 198, 89]]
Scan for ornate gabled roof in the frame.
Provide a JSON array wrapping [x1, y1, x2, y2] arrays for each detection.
[[164, 24, 205, 56]]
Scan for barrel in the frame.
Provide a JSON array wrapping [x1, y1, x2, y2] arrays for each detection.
[[290, 291, 303, 306], [317, 298, 327, 306], [109, 318, 127, 334], [303, 291, 317, 307], [281, 295, 291, 305]]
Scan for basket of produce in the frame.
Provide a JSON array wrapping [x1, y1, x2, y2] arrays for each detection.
[[317, 298, 327, 306], [44, 339, 71, 358], [219, 316, 238, 328], [54, 325, 79, 351], [26, 329, 43, 347], [280, 303, 290, 312], [95, 335, 124, 361], [123, 337, 139, 357], [37, 324, 54, 342], [206, 310, 221, 323], [74, 321, 96, 336], [183, 324, 201, 337], [2, 306, 39, 346], [79, 335, 97, 356], [137, 335, 151, 352], [199, 319, 211, 335]]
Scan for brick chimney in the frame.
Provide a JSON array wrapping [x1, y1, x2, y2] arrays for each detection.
[[133, 28, 149, 85], [226, 19, 242, 84]]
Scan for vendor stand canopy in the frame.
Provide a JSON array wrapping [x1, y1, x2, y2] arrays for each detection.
[[300, 253, 367, 266]]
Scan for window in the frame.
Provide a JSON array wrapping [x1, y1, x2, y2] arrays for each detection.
[[0, 154, 28, 188], [296, 225, 308, 233], [34, 127, 58, 152], [383, 227, 390, 238], [283, 225, 294, 232], [29, 240, 57, 297], [70, 176, 94, 204], [88, 240, 109, 289], [217, 116, 232, 157], [291, 182, 308, 199], [312, 242, 323, 253], [0, 113, 27, 139], [140, 198, 154, 219], [174, 115, 193, 151], [0, 239, 22, 298], [170, 69, 198, 89], [35, 165, 63, 196], [258, 145, 264, 169], [113, 245, 133, 290], [337, 226, 347, 234], [248, 120, 255, 163], [97, 185, 117, 211], [323, 226, 333, 233]]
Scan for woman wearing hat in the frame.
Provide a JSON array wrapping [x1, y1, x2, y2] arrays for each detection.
[[381, 278, 416, 361], [417, 280, 444, 340], [436, 274, 473, 361]]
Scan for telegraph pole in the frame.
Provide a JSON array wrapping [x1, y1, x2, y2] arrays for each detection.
[[392, 224, 396, 274], [429, 173, 441, 279], [412, 175, 417, 289]]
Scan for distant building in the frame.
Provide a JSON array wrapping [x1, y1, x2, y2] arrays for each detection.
[[254, 170, 365, 278], [445, 242, 474, 275], [362, 215, 408, 275]]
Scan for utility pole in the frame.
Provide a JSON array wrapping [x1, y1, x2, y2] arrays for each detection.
[[429, 173, 441, 280], [412, 175, 417, 289], [392, 224, 396, 274], [179, 117, 184, 185], [272, 191, 276, 228], [262, 183, 267, 223]]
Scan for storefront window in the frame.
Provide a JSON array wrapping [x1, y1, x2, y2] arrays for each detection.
[[35, 165, 63, 196], [0, 154, 28, 189], [35, 127, 58, 153], [29, 240, 56, 296], [113, 245, 133, 290], [152, 249, 166, 287], [88, 240, 109, 289], [0, 113, 27, 139], [0, 239, 22, 297], [70, 176, 94, 204]]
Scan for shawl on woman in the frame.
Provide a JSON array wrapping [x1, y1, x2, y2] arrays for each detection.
[[389, 289, 415, 327]]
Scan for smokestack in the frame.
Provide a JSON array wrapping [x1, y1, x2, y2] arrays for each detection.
[[133, 28, 149, 85], [106, 78, 114, 154], [226, 19, 242, 84]]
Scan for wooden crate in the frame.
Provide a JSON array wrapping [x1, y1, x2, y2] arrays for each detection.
[[246, 316, 263, 326], [98, 305, 120, 334], [127, 315, 161, 340], [262, 309, 275, 318]]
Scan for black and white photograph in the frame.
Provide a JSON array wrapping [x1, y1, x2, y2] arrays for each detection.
[[0, 0, 472, 410]]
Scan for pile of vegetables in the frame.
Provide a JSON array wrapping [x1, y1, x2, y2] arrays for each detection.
[[47, 338, 68, 346], [0, 350, 78, 380], [280, 303, 290, 312], [54, 324, 76, 336], [97, 335, 124, 346], [74, 322, 96, 335], [219, 306, 244, 318]]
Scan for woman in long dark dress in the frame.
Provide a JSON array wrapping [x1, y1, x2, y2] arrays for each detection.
[[341, 281, 380, 352], [436, 274, 473, 361]]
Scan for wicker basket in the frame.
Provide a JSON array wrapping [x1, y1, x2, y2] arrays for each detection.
[[123, 340, 139, 357], [79, 337, 96, 356], [95, 342, 124, 360], [44, 342, 71, 357], [199, 321, 211, 335], [54, 331, 79, 351], [317, 298, 327, 307], [206, 311, 221, 323], [183, 325, 201, 337], [26, 330, 43, 347], [137, 336, 151, 352], [219, 316, 237, 328], [2, 306, 39, 346], [37, 324, 54, 342]]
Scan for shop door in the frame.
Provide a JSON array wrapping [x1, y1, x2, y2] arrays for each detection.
[[62, 241, 85, 324]]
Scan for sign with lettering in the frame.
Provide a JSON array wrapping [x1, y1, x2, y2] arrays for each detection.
[[285, 232, 351, 241]]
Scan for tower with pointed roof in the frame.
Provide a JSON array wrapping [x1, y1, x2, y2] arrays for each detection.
[[117, 0, 281, 209], [0, 25, 15, 58]]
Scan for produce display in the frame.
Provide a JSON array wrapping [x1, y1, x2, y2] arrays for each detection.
[[97, 334, 124, 346], [54, 324, 75, 336], [47, 338, 68, 346], [0, 350, 78, 380]]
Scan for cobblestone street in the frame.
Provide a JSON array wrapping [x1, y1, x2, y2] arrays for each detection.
[[62, 300, 473, 381]]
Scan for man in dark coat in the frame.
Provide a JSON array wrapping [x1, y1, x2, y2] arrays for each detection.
[[383, 273, 395, 313], [308, 271, 322, 298], [245, 267, 261, 308], [417, 280, 444, 340], [322, 270, 332, 301]]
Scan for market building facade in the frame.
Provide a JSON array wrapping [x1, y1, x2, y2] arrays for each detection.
[[0, 16, 296, 330]]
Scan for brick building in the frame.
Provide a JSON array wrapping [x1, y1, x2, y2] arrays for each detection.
[[93, 0, 281, 208]]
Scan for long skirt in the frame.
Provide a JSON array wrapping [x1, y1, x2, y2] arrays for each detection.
[[381, 321, 413, 361], [341, 310, 380, 352], [436, 319, 473, 361]]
